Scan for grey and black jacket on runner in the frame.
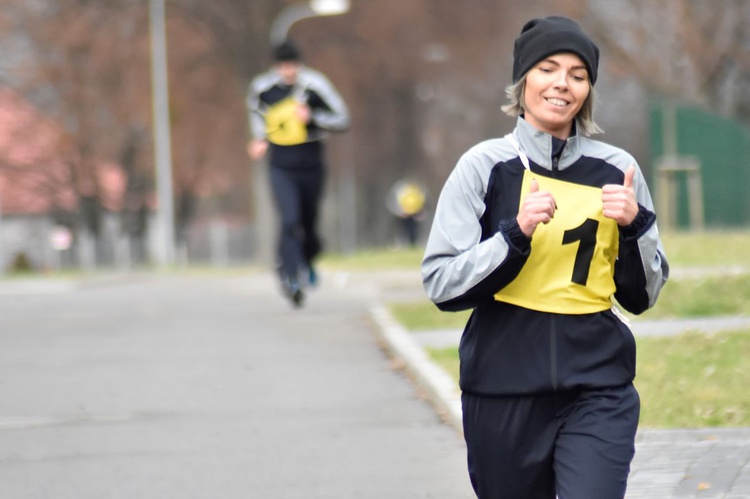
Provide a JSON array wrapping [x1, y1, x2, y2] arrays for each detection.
[[422, 117, 669, 396], [247, 66, 349, 169]]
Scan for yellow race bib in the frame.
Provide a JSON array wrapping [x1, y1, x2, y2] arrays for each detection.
[[265, 97, 308, 146], [494, 169, 619, 314]]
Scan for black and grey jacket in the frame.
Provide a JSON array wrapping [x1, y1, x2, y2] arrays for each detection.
[[247, 66, 350, 168], [422, 117, 669, 396]]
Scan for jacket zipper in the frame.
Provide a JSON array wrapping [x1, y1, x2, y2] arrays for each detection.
[[550, 151, 559, 390], [550, 320, 558, 391]]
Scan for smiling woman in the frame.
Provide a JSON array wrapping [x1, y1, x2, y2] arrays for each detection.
[[421, 14, 669, 499]]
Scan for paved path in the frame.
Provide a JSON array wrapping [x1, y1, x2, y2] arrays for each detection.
[[0, 271, 473, 498]]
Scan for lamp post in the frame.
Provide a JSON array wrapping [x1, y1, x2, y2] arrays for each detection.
[[270, 0, 350, 45], [149, 0, 176, 266]]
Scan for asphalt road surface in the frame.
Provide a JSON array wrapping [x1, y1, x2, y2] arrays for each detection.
[[0, 271, 473, 499]]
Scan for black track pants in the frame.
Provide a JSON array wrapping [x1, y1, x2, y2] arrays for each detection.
[[462, 384, 640, 499], [269, 165, 324, 284]]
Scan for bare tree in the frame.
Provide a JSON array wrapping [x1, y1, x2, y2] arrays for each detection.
[[563, 0, 750, 119], [0, 0, 266, 257], [0, 90, 74, 216], [1, 1, 151, 240], [3, 0, 748, 255]]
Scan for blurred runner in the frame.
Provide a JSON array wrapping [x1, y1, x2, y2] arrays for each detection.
[[247, 39, 350, 307], [386, 179, 428, 247]]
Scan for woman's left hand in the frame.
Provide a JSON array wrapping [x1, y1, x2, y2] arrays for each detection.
[[602, 165, 638, 226]]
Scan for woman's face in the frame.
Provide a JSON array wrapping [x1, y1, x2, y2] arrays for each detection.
[[522, 52, 590, 139]]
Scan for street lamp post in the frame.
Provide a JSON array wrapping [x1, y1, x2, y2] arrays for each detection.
[[149, 0, 176, 267], [270, 0, 350, 45]]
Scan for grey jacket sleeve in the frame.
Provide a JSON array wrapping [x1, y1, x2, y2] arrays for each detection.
[[617, 161, 670, 311], [301, 68, 350, 132], [246, 72, 274, 141], [421, 146, 519, 309]]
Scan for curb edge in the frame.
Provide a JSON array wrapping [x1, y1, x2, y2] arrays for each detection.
[[369, 304, 463, 436]]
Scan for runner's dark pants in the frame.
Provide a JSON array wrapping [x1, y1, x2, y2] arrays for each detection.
[[462, 383, 640, 499], [269, 164, 324, 285]]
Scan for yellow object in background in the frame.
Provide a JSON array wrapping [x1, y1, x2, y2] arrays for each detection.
[[397, 183, 426, 216]]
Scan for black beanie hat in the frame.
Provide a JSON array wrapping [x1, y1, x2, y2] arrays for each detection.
[[273, 39, 301, 62], [512, 16, 599, 84]]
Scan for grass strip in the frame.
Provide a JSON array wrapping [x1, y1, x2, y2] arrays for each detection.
[[389, 271, 750, 328], [661, 230, 750, 267], [426, 329, 750, 428]]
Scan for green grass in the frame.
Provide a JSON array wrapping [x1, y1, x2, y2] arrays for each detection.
[[397, 273, 750, 427], [427, 347, 461, 383], [636, 330, 750, 428], [640, 273, 750, 319], [317, 229, 750, 270], [319, 246, 424, 270], [427, 328, 750, 428], [388, 271, 750, 329], [321, 231, 750, 322], [661, 230, 750, 267], [390, 302, 471, 331], [373, 231, 750, 429], [319, 231, 750, 322]]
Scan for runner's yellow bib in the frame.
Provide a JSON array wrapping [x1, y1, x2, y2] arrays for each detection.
[[494, 169, 619, 314], [265, 97, 308, 146]]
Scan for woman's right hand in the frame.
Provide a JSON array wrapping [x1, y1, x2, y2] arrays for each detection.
[[516, 179, 557, 238]]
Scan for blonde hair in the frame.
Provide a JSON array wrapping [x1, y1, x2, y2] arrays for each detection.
[[501, 76, 603, 136]]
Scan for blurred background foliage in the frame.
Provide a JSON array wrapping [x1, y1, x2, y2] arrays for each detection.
[[0, 0, 748, 271]]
